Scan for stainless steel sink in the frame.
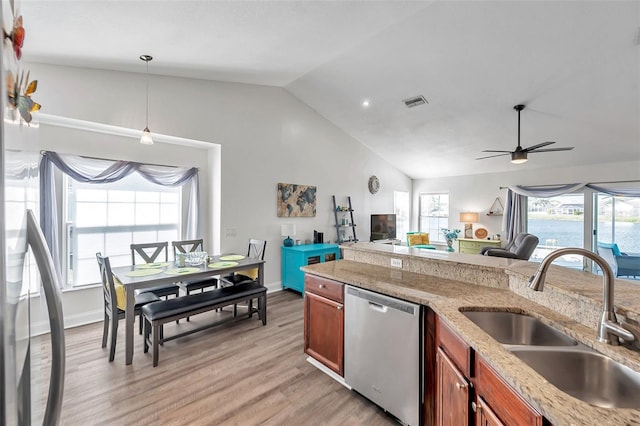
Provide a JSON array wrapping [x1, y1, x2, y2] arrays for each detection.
[[511, 348, 640, 408], [462, 311, 577, 346]]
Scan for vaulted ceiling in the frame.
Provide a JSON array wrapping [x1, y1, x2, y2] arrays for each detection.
[[20, 1, 640, 179]]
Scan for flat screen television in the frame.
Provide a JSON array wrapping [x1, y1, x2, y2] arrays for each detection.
[[370, 214, 397, 241]]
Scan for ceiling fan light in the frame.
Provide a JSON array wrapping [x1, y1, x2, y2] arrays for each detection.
[[140, 127, 153, 145], [511, 151, 528, 164]]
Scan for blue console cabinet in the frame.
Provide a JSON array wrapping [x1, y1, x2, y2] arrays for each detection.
[[281, 244, 340, 293]]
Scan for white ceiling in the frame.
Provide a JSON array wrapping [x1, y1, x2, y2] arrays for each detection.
[[19, 1, 640, 179]]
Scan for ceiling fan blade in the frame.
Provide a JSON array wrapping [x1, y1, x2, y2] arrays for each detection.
[[481, 149, 512, 153], [528, 147, 574, 153], [523, 141, 555, 152], [475, 153, 511, 160]]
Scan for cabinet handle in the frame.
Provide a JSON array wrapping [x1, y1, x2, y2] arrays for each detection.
[[455, 382, 467, 390], [336, 305, 343, 310], [318, 284, 326, 289], [471, 401, 481, 412]]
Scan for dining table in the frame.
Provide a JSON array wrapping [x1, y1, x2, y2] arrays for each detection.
[[111, 253, 265, 365]]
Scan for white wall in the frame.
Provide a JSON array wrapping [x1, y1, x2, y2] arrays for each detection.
[[412, 160, 640, 241], [26, 62, 412, 329]]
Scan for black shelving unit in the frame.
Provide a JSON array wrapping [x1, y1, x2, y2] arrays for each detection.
[[332, 195, 357, 244]]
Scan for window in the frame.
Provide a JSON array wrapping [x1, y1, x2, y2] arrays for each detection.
[[595, 193, 640, 252], [419, 193, 449, 243], [394, 191, 410, 243], [65, 173, 181, 287], [527, 193, 584, 269]]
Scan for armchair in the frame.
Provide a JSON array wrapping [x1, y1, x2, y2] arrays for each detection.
[[596, 242, 640, 278], [406, 232, 436, 250], [481, 233, 539, 260]]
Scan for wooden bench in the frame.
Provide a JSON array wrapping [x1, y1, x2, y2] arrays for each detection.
[[142, 282, 267, 366]]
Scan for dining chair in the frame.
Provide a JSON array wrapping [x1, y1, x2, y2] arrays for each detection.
[[171, 239, 219, 295], [171, 239, 219, 321], [131, 242, 180, 300], [97, 253, 160, 361], [220, 238, 267, 316]]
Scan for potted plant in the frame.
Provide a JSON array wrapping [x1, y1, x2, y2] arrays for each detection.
[[441, 228, 461, 252]]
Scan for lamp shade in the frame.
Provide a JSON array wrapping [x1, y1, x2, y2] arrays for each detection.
[[281, 223, 296, 237], [460, 212, 479, 223], [140, 127, 153, 145]]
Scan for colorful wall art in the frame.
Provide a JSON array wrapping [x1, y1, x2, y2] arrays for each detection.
[[277, 183, 316, 217]]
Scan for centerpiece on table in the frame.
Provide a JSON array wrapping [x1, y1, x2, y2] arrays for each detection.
[[441, 228, 461, 252]]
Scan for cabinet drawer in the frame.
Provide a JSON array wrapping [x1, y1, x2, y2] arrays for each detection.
[[436, 316, 472, 377], [304, 274, 344, 303]]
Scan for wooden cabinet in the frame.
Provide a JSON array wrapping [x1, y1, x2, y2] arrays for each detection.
[[303, 274, 344, 375], [458, 238, 501, 255], [474, 396, 505, 426], [436, 347, 470, 426], [473, 356, 543, 426], [282, 244, 340, 293], [435, 316, 472, 426]]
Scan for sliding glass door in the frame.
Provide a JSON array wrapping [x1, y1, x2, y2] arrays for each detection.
[[527, 193, 584, 269], [595, 193, 640, 253]]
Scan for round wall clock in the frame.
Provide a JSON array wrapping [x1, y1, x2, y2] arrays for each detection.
[[368, 175, 380, 194]]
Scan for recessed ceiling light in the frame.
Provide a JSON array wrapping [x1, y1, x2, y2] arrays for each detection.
[[362, 99, 371, 108]]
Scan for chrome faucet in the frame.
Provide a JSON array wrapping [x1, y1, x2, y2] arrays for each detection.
[[529, 247, 635, 346]]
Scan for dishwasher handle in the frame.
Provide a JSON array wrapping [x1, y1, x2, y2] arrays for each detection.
[[368, 301, 388, 313], [347, 286, 417, 315]]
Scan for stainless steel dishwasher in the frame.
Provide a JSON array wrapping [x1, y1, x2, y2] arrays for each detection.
[[344, 285, 422, 426]]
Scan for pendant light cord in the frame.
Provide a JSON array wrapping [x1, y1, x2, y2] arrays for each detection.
[[145, 58, 149, 128]]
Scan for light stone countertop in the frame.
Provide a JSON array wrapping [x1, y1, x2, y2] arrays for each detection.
[[302, 244, 640, 426]]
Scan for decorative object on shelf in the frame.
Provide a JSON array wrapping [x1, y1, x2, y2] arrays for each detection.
[[277, 182, 317, 217], [459, 212, 479, 238], [281, 223, 296, 247], [368, 175, 380, 194], [474, 228, 488, 239], [487, 197, 504, 216], [441, 228, 461, 252], [139, 54, 154, 145]]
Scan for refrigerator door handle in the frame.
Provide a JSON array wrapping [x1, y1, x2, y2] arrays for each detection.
[[26, 210, 65, 426]]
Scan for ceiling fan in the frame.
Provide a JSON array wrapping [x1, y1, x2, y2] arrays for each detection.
[[476, 104, 574, 164]]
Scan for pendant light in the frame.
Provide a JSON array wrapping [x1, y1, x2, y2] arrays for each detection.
[[140, 54, 153, 145]]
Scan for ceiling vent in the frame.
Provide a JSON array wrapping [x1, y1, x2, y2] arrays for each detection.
[[403, 95, 428, 108]]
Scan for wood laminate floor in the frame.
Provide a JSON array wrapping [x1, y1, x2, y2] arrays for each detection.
[[37, 290, 399, 425]]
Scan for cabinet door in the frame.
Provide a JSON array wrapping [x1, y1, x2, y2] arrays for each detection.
[[436, 347, 470, 426], [304, 292, 344, 375], [475, 356, 543, 426], [475, 396, 505, 426]]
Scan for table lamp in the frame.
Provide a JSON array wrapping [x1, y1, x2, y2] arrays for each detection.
[[281, 223, 296, 247], [460, 212, 479, 239]]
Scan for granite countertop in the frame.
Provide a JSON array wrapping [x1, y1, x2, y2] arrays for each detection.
[[302, 257, 640, 426]]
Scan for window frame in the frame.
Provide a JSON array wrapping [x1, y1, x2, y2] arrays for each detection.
[[62, 173, 183, 288], [418, 192, 450, 243]]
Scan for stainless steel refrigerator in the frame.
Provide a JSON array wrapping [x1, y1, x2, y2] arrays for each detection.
[[1, 1, 65, 424]]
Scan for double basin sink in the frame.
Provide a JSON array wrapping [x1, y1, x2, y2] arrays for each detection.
[[461, 310, 640, 409]]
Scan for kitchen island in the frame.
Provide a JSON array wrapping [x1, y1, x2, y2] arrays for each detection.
[[302, 242, 640, 426]]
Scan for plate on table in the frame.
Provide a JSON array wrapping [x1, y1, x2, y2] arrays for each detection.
[[474, 228, 488, 239], [124, 269, 163, 277], [209, 261, 239, 269], [164, 267, 200, 275], [219, 254, 245, 261], [137, 262, 170, 269]]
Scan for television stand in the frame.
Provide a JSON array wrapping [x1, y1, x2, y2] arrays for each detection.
[[372, 238, 402, 245]]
